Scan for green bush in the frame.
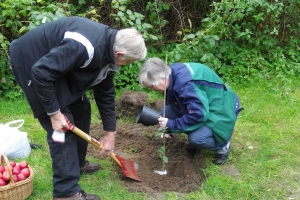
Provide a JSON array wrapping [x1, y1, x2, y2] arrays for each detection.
[[0, 0, 299, 99], [165, 0, 300, 83]]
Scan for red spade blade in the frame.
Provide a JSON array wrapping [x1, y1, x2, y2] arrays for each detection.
[[115, 155, 141, 182]]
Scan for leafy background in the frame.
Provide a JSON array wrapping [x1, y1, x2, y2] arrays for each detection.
[[0, 0, 299, 98], [1, 1, 300, 199]]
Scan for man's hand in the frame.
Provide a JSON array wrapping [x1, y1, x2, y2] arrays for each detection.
[[99, 131, 116, 156], [158, 116, 168, 128], [50, 111, 67, 132]]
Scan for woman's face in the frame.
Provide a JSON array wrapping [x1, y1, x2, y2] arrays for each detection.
[[144, 78, 169, 93]]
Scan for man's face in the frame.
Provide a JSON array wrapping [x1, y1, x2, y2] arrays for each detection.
[[116, 57, 135, 66], [115, 51, 135, 66]]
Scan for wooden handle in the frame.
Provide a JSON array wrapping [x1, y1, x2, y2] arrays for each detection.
[[72, 127, 122, 167], [1, 154, 14, 184]]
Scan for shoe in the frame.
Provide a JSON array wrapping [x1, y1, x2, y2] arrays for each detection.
[[53, 190, 101, 200], [80, 161, 102, 175], [185, 143, 198, 159], [213, 150, 230, 165]]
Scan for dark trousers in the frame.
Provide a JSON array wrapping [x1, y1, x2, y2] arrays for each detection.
[[38, 95, 91, 198]]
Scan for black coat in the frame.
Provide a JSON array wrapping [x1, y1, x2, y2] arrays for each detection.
[[9, 16, 119, 131]]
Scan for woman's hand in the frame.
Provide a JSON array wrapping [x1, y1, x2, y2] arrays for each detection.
[[158, 116, 168, 128]]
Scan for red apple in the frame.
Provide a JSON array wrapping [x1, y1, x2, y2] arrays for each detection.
[[12, 174, 18, 182], [20, 161, 28, 169], [9, 161, 16, 168], [17, 173, 26, 181], [14, 165, 21, 171], [13, 168, 21, 175], [0, 172, 2, 179], [0, 166, 4, 173], [0, 178, 6, 186], [2, 171, 10, 181], [21, 168, 30, 178]]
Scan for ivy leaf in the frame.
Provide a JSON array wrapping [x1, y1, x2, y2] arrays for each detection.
[[150, 35, 158, 40], [126, 9, 133, 15], [187, 34, 195, 39], [20, 9, 27, 17], [142, 23, 152, 28], [208, 38, 215, 47], [212, 35, 220, 40], [201, 18, 210, 22], [90, 9, 97, 15], [201, 54, 208, 62], [135, 18, 141, 24], [117, 11, 124, 17], [5, 19, 11, 28], [175, 53, 181, 60], [195, 31, 204, 36], [160, 19, 168, 27], [119, 5, 126, 12], [134, 12, 144, 19]]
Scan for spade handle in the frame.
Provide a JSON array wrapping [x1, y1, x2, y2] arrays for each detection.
[[72, 127, 122, 167]]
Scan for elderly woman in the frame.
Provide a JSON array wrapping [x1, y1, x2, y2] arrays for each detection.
[[138, 57, 242, 165]]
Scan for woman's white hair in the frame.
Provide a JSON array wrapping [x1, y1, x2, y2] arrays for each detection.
[[114, 28, 147, 61], [138, 57, 171, 86]]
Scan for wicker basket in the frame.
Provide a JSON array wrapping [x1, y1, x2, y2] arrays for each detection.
[[0, 154, 34, 200]]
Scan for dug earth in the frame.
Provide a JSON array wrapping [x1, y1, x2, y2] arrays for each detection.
[[88, 91, 206, 199]]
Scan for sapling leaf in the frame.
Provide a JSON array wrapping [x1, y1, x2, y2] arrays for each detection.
[[163, 155, 168, 163], [158, 146, 165, 154]]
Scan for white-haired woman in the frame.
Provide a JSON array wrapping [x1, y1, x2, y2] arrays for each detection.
[[138, 57, 243, 165]]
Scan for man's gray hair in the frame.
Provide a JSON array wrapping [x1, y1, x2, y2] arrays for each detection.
[[138, 57, 171, 86], [114, 28, 147, 61]]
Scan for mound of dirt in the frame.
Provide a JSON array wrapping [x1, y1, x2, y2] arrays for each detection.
[[88, 91, 206, 198]]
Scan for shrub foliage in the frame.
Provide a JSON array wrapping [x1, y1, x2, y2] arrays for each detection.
[[0, 0, 299, 99]]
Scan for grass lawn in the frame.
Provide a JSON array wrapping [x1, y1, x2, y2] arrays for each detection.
[[0, 76, 300, 200]]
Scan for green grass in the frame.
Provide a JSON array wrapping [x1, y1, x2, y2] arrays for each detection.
[[1, 76, 300, 199]]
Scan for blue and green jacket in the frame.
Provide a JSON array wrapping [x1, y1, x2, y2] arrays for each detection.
[[166, 62, 238, 145]]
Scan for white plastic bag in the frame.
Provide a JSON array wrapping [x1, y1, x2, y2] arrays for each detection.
[[0, 119, 31, 159]]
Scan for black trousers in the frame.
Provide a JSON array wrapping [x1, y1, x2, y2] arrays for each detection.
[[38, 95, 91, 198]]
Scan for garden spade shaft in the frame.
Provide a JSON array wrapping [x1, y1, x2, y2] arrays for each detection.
[[63, 116, 141, 182]]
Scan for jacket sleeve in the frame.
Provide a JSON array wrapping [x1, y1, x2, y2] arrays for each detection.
[[93, 72, 116, 131], [166, 82, 209, 133], [31, 39, 89, 115]]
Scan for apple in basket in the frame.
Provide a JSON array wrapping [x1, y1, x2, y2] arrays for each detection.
[[21, 168, 30, 178], [13, 168, 21, 176], [17, 172, 26, 181], [2, 171, 10, 181], [20, 161, 28, 169], [12, 174, 19, 182], [9, 161, 16, 168], [0, 179, 6, 186], [0, 160, 31, 186]]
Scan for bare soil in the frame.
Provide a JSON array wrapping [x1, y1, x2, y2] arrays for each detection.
[[88, 91, 206, 198]]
